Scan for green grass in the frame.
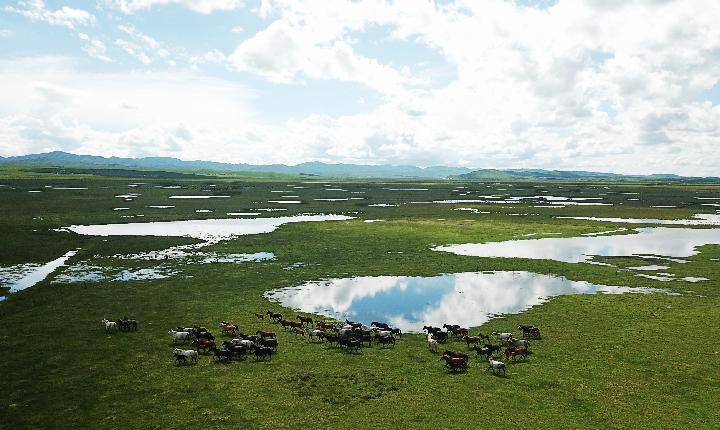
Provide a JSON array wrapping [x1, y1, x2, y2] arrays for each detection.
[[0, 171, 719, 429]]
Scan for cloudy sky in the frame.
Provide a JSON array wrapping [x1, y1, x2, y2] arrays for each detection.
[[1, 0, 719, 174]]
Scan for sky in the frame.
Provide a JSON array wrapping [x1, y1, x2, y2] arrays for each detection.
[[1, 0, 719, 175]]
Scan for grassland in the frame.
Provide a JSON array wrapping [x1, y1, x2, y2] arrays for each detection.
[[0, 170, 718, 429]]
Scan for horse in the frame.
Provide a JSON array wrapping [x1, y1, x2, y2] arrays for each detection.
[[441, 355, 468, 372], [102, 318, 118, 332], [195, 331, 215, 341], [371, 321, 390, 330], [279, 319, 293, 330], [259, 337, 279, 351], [323, 333, 340, 346], [210, 346, 233, 362], [173, 348, 198, 364], [256, 330, 276, 339], [390, 327, 402, 338], [296, 315, 314, 326], [505, 345, 528, 361], [442, 350, 469, 363], [168, 329, 191, 343], [471, 345, 493, 359], [340, 338, 362, 353], [433, 332, 449, 343], [427, 334, 439, 352], [476, 332, 491, 343], [464, 336, 482, 348], [224, 344, 249, 359], [519, 325, 541, 339], [219, 321, 239, 336], [192, 338, 216, 353], [173, 352, 187, 365], [487, 357, 506, 374], [509, 338, 530, 349], [254, 312, 264, 320], [253, 346, 273, 360], [266, 310, 283, 322], [492, 332, 513, 344], [482, 343, 502, 356], [291, 327, 305, 336], [306, 329, 324, 341], [376, 335, 395, 347], [316, 321, 335, 330], [116, 318, 138, 331]]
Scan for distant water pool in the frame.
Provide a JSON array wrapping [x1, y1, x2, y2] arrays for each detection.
[[265, 271, 671, 332]]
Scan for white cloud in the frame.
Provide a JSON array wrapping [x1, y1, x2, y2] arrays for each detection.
[[114, 25, 169, 65], [78, 33, 113, 63], [3, 0, 720, 175], [4, 1, 95, 29], [107, 0, 244, 14], [0, 56, 270, 161]]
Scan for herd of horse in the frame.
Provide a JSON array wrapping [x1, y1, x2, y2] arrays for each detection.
[[168, 322, 279, 363], [264, 310, 402, 351], [426, 323, 542, 374], [101, 312, 542, 375]]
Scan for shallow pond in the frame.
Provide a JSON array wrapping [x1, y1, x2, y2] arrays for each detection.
[[265, 271, 670, 332], [58, 214, 354, 243], [0, 250, 78, 299], [433, 227, 720, 263]]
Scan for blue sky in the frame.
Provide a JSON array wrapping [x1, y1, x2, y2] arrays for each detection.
[[1, 0, 719, 175]]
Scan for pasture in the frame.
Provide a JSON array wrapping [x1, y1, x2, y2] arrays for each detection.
[[0, 169, 719, 429]]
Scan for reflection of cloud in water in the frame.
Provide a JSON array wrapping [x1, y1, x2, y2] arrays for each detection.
[[434, 227, 720, 263], [265, 271, 668, 332]]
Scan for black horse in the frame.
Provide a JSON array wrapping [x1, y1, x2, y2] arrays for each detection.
[[253, 346, 273, 360], [210, 347, 233, 362], [371, 321, 390, 330], [173, 353, 187, 365], [376, 336, 395, 347]]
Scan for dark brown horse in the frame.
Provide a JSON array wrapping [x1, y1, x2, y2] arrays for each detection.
[[256, 330, 276, 339], [464, 336, 482, 347], [505, 346, 528, 361], [441, 355, 468, 371], [267, 310, 283, 321], [442, 350, 469, 363], [296, 315, 314, 326], [192, 338, 216, 353]]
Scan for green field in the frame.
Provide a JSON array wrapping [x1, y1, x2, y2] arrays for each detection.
[[0, 169, 718, 429]]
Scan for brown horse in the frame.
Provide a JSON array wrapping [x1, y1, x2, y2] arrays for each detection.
[[505, 346, 528, 361], [442, 350, 469, 363], [296, 315, 314, 326], [291, 327, 305, 336], [192, 338, 216, 353], [464, 336, 482, 347], [441, 355, 468, 371], [219, 321, 239, 335], [256, 330, 276, 339]]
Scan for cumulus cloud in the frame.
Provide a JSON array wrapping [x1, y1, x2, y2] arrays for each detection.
[[4, 1, 95, 29], [3, 0, 720, 175]]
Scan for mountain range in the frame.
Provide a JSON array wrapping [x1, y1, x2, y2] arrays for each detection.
[[1, 151, 717, 182]]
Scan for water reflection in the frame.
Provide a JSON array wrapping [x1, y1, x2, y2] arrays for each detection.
[[0, 250, 78, 298], [434, 227, 720, 263], [58, 214, 354, 244], [265, 271, 669, 332]]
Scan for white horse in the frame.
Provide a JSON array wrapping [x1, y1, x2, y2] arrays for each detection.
[[102, 318, 117, 332], [487, 356, 506, 374], [232, 339, 254, 348], [173, 348, 198, 363], [168, 330, 191, 343], [376, 330, 392, 338], [427, 334, 438, 352], [492, 332, 513, 343]]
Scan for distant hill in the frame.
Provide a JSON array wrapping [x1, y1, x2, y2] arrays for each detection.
[[451, 168, 718, 182], [0, 151, 717, 181], [0, 151, 472, 179]]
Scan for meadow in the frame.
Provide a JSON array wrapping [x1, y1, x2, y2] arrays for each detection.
[[0, 168, 718, 429]]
